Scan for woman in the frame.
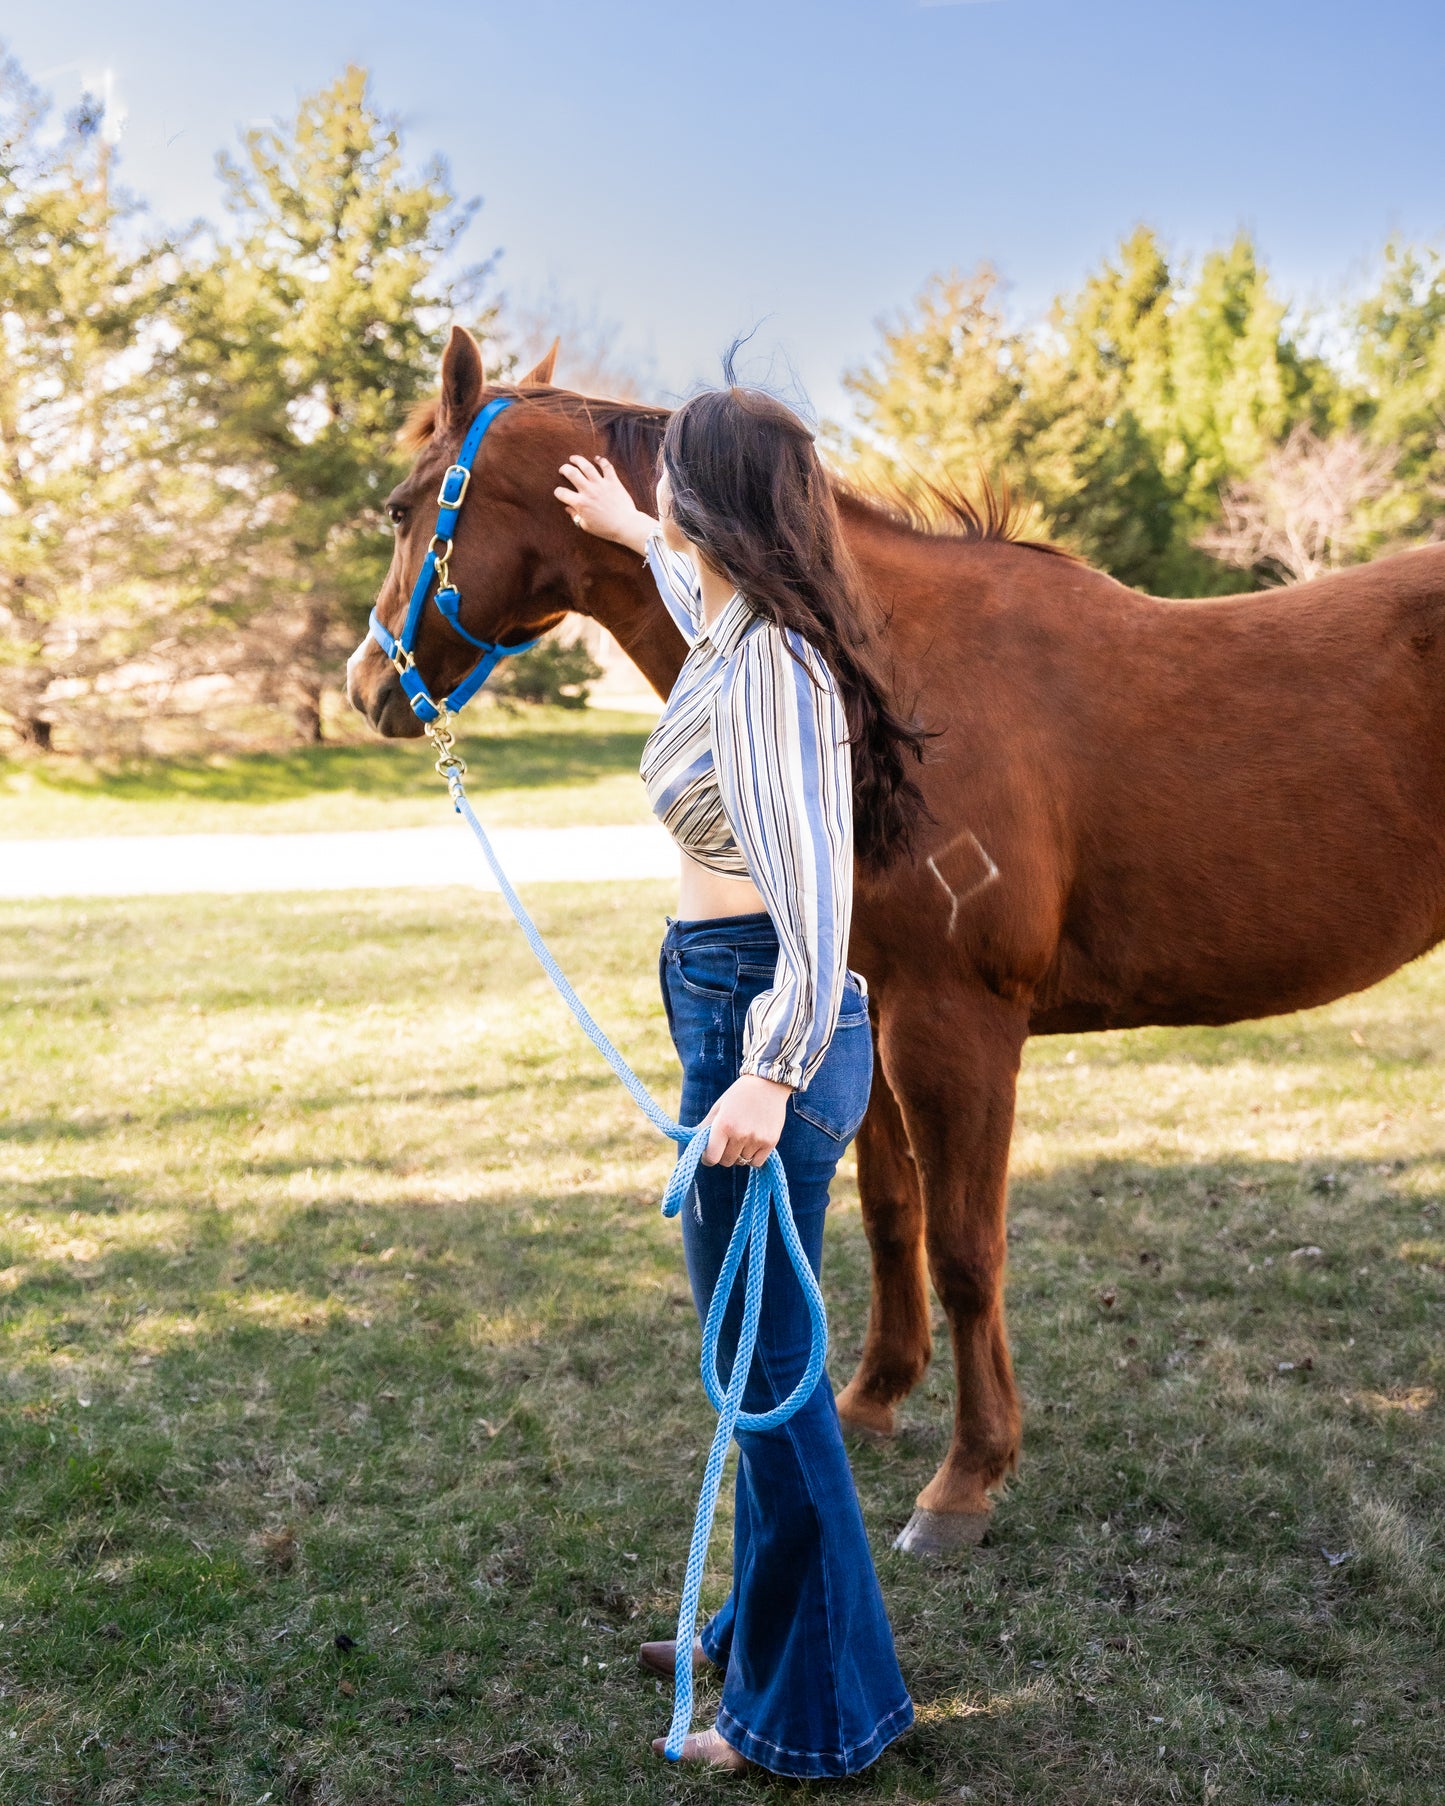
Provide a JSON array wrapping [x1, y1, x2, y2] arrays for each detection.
[[554, 379, 927, 1778]]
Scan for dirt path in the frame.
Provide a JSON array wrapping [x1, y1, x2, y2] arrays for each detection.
[[0, 823, 676, 898]]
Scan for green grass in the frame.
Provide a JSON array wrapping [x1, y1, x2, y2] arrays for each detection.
[[0, 707, 659, 838], [1, 886, 1441, 1804]]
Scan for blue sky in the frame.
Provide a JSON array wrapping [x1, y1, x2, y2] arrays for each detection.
[[7, 1, 1443, 419]]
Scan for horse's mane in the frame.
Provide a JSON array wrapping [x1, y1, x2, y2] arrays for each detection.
[[832, 473, 1079, 561], [399, 387, 1073, 559]]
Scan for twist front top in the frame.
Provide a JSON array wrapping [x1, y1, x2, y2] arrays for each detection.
[[639, 533, 856, 1091]]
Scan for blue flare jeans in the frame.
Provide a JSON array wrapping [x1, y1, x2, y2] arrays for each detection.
[[658, 911, 914, 1779]]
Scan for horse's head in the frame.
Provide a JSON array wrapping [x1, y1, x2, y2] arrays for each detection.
[[347, 325, 669, 736]]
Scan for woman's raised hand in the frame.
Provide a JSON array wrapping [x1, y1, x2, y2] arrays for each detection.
[[555, 454, 656, 555]]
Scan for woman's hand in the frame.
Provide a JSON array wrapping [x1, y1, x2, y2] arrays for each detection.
[[699, 1074, 792, 1168], [554, 454, 656, 555]]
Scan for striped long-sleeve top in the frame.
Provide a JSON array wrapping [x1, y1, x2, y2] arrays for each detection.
[[639, 532, 855, 1091]]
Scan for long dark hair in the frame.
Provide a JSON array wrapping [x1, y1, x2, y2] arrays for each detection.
[[660, 376, 929, 868]]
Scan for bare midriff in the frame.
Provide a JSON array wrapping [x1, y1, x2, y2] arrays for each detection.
[[677, 848, 768, 922]]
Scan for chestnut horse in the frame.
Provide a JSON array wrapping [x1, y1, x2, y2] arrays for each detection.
[[348, 327, 1445, 1555]]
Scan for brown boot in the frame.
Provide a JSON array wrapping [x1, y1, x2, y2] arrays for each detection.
[[638, 1636, 710, 1679], [651, 1726, 748, 1771]]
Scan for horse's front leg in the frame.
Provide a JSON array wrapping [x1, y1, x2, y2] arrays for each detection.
[[879, 982, 1030, 1555], [836, 1050, 931, 1441]]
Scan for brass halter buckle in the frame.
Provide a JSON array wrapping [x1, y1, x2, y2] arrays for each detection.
[[437, 464, 471, 509]]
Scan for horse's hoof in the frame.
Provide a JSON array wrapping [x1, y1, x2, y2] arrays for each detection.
[[892, 1507, 992, 1556]]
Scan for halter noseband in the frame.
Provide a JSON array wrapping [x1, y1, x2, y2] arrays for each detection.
[[367, 396, 541, 724]]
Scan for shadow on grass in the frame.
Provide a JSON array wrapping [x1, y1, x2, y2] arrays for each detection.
[[0, 714, 654, 809], [2, 1153, 1441, 1802], [0, 1116, 117, 1146]]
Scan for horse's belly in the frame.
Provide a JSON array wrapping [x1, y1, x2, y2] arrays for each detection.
[[1032, 853, 1444, 1032]]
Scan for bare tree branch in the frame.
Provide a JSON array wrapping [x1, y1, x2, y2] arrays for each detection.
[[1197, 424, 1397, 585]]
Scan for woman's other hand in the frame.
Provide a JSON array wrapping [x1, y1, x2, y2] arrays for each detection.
[[698, 1074, 792, 1168], [555, 454, 656, 554]]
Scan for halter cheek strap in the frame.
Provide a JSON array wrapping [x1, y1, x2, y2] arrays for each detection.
[[367, 396, 541, 723]]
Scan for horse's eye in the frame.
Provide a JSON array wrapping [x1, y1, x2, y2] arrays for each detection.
[[387, 503, 408, 526]]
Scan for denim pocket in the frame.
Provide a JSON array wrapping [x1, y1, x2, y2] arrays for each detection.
[[791, 989, 874, 1143], [673, 943, 739, 1000]]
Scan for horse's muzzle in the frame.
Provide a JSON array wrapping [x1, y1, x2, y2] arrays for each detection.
[[345, 639, 426, 739]]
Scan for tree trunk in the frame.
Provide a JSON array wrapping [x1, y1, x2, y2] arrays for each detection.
[[290, 600, 329, 744], [292, 679, 324, 745]]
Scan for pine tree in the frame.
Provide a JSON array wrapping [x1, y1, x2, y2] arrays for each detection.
[[1354, 240, 1445, 545], [1017, 227, 1185, 589], [163, 66, 494, 740], [842, 268, 1028, 485], [0, 50, 173, 750]]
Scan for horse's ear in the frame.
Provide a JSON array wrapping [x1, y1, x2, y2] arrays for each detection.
[[439, 324, 486, 431], [517, 337, 560, 388]]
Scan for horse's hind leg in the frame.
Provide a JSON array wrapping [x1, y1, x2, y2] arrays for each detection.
[[879, 984, 1028, 1556], [836, 1054, 931, 1441]]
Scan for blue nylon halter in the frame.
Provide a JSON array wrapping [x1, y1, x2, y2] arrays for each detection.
[[367, 396, 542, 722]]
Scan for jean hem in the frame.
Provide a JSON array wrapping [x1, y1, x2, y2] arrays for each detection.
[[715, 1693, 914, 1779]]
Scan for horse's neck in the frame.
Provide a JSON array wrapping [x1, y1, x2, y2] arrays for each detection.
[[579, 505, 955, 701], [585, 565, 688, 701]]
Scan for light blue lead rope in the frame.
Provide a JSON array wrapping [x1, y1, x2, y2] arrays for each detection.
[[439, 758, 828, 1760]]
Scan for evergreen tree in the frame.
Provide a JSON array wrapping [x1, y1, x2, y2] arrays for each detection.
[[1019, 227, 1186, 589], [1167, 234, 1332, 523], [164, 66, 494, 739], [0, 50, 174, 749], [843, 268, 1028, 485], [1354, 240, 1445, 544]]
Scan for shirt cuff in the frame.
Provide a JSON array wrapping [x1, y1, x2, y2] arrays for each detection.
[[739, 1054, 802, 1089]]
